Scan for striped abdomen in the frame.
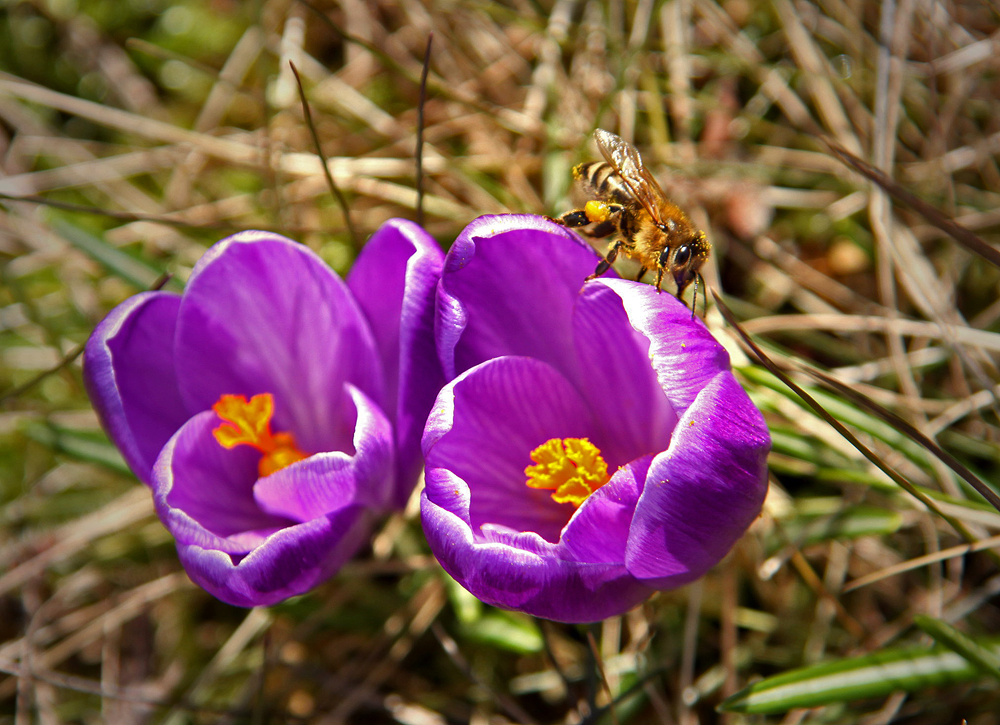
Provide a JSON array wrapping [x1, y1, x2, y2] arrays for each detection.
[[572, 162, 634, 207]]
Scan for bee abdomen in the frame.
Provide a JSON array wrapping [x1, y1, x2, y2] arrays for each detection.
[[573, 162, 628, 203]]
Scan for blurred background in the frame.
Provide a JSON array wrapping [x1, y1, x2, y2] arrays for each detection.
[[2, 0, 1000, 723]]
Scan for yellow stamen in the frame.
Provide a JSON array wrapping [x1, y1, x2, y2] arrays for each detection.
[[212, 393, 308, 477], [525, 437, 611, 507]]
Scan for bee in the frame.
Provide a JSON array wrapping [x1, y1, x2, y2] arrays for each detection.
[[556, 129, 711, 309]]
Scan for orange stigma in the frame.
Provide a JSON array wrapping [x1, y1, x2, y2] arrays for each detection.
[[524, 437, 611, 508], [211, 393, 308, 477]]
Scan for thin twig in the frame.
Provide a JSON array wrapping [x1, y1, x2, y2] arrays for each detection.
[[825, 138, 1000, 269], [0, 660, 305, 721], [295, 0, 543, 138], [288, 61, 359, 248], [802, 365, 1000, 512], [713, 289, 983, 548], [430, 623, 537, 725], [538, 620, 574, 699], [845, 532, 1000, 592], [415, 34, 433, 227], [585, 629, 618, 725], [0, 271, 170, 406], [0, 191, 247, 230], [0, 345, 83, 405]]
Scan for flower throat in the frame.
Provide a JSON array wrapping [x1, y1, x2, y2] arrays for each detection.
[[212, 393, 308, 477], [524, 437, 610, 508]]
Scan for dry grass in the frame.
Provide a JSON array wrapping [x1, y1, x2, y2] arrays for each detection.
[[2, 0, 1000, 723]]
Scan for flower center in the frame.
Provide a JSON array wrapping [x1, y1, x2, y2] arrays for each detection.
[[524, 437, 611, 508], [211, 393, 309, 477]]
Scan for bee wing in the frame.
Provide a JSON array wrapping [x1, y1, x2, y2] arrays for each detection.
[[594, 129, 667, 224]]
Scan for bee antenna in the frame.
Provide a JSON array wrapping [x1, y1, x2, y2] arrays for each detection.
[[416, 33, 433, 228], [691, 275, 697, 320], [688, 272, 707, 320], [290, 60, 359, 249]]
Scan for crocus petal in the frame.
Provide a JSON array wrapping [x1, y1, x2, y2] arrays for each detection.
[[423, 356, 597, 543], [176, 508, 373, 608], [348, 219, 444, 506], [436, 214, 604, 381], [421, 488, 652, 623], [625, 371, 770, 588], [594, 278, 733, 417], [572, 283, 678, 467], [83, 291, 188, 483], [174, 231, 384, 455], [152, 411, 293, 555], [253, 384, 395, 521], [153, 409, 377, 607], [560, 455, 650, 565]]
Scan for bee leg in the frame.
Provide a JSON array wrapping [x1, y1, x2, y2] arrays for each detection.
[[556, 210, 591, 228], [654, 267, 665, 294], [635, 267, 647, 282], [586, 240, 625, 280], [557, 215, 616, 238], [587, 219, 618, 237], [557, 204, 622, 237]]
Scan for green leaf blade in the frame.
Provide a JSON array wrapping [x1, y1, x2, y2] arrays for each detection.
[[720, 641, 1000, 714], [51, 218, 163, 290], [914, 616, 1000, 681]]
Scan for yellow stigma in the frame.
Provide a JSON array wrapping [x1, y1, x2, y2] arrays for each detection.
[[524, 437, 611, 507], [212, 393, 308, 477]]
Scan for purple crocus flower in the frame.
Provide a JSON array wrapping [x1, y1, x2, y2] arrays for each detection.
[[85, 222, 443, 606], [421, 215, 769, 623]]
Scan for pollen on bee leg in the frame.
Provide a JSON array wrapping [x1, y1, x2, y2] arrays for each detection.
[[584, 200, 613, 224], [212, 393, 308, 477], [524, 437, 611, 507]]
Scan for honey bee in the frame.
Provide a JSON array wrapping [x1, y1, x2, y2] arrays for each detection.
[[557, 129, 711, 308]]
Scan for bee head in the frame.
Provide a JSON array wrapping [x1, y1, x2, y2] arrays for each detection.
[[658, 230, 711, 296]]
